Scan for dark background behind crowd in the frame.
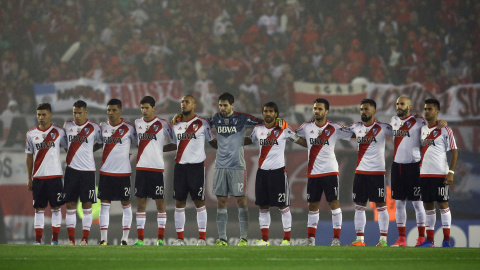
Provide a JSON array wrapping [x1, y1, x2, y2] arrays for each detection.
[[1, 0, 479, 115]]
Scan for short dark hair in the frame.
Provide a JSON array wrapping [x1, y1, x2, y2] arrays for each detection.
[[360, 98, 376, 109], [73, 100, 87, 109], [37, 103, 52, 112], [262, 101, 279, 115], [425, 98, 440, 110], [140, 96, 155, 107], [314, 98, 330, 110], [107, 98, 122, 109], [218, 92, 234, 105]]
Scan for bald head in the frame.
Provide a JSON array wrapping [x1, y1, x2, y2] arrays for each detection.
[[396, 96, 412, 118]]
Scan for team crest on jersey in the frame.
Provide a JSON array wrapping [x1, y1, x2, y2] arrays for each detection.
[[324, 129, 331, 136], [84, 128, 90, 134], [433, 130, 438, 137], [193, 124, 199, 131], [153, 125, 159, 132], [274, 130, 279, 137], [119, 129, 124, 135], [233, 118, 238, 125], [224, 119, 229, 125], [406, 121, 412, 128], [50, 133, 56, 139], [372, 128, 378, 135]]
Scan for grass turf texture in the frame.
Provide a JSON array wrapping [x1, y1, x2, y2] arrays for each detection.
[[0, 245, 479, 270]]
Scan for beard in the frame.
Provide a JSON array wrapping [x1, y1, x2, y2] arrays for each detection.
[[361, 114, 372, 122], [396, 108, 408, 118], [182, 109, 193, 116]]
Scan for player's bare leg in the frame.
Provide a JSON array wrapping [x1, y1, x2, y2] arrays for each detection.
[[236, 196, 249, 244], [120, 200, 132, 245], [216, 196, 229, 245], [99, 199, 111, 245], [328, 200, 342, 246], [155, 198, 167, 245], [194, 199, 207, 245]]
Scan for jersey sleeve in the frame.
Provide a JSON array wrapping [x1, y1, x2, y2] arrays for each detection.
[[249, 126, 258, 142], [337, 124, 353, 140], [204, 119, 215, 142], [284, 127, 294, 140], [25, 132, 33, 154], [444, 127, 457, 151], [295, 122, 307, 138], [245, 114, 263, 127], [94, 123, 103, 144], [163, 120, 175, 143], [384, 123, 393, 137], [130, 126, 138, 146], [60, 129, 68, 148], [341, 124, 355, 137]]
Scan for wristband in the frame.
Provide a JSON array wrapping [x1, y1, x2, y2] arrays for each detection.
[[289, 133, 300, 143], [448, 170, 454, 174]]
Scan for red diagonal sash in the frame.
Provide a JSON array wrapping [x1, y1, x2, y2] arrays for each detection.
[[357, 124, 382, 167], [101, 124, 130, 166], [66, 123, 95, 166], [259, 127, 283, 168], [420, 127, 441, 167], [175, 119, 203, 163], [308, 125, 335, 175], [137, 120, 162, 164], [393, 117, 417, 160], [33, 127, 60, 176]]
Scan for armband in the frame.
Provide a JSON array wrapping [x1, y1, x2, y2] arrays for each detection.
[[289, 133, 300, 143]]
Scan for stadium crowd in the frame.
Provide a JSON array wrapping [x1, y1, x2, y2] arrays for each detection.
[[1, 0, 479, 114]]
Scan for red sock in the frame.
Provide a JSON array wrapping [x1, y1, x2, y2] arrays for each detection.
[[443, 228, 450, 241], [333, 228, 341, 239], [398, 227, 406, 237], [418, 226, 425, 237], [283, 231, 291, 241], [261, 228, 269, 241], [158, 228, 165, 240], [307, 227, 317, 238], [137, 229, 144, 241], [177, 231, 184, 240], [357, 232, 365, 237], [427, 230, 434, 242], [82, 230, 90, 240], [52, 226, 60, 242], [67, 228, 75, 241], [199, 231, 206, 240], [35, 228, 43, 243]]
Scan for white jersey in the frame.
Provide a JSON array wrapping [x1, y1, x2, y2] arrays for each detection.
[[296, 120, 352, 177], [345, 120, 393, 175], [100, 119, 137, 176], [390, 114, 427, 163], [25, 124, 67, 179], [250, 125, 294, 170], [172, 115, 214, 164], [135, 117, 174, 172], [64, 119, 102, 171], [420, 124, 457, 177]]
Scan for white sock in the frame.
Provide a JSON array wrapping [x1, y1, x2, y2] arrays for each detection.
[[354, 205, 366, 237], [174, 207, 185, 233], [34, 210, 45, 230], [440, 208, 451, 229], [157, 212, 167, 229], [377, 206, 389, 239], [136, 212, 146, 230], [51, 208, 62, 228], [331, 208, 342, 230], [412, 200, 426, 228], [196, 206, 207, 234], [280, 207, 292, 232], [82, 208, 92, 231], [308, 210, 319, 229], [425, 209, 436, 232], [259, 209, 271, 230], [395, 200, 406, 228], [122, 204, 132, 241], [66, 209, 77, 229], [100, 202, 111, 241]]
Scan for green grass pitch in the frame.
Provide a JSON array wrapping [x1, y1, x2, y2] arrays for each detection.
[[0, 245, 479, 270]]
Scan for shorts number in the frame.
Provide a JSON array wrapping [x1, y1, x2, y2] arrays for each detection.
[[124, 187, 130, 196], [378, 188, 385, 198], [57, 193, 62, 202], [156, 186, 164, 195], [89, 190, 95, 199], [198, 187, 203, 196], [278, 193, 286, 203], [238, 183, 244, 192], [414, 187, 421, 196], [438, 187, 445, 196]]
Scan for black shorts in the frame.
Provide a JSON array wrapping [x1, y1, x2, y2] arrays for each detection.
[[173, 162, 205, 201], [353, 174, 386, 203], [135, 170, 165, 199], [420, 177, 449, 202], [307, 175, 339, 203], [391, 162, 421, 201], [98, 174, 131, 201], [32, 177, 64, 209], [63, 166, 97, 203], [255, 167, 290, 207]]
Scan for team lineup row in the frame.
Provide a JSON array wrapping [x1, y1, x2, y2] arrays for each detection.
[[26, 92, 457, 247]]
